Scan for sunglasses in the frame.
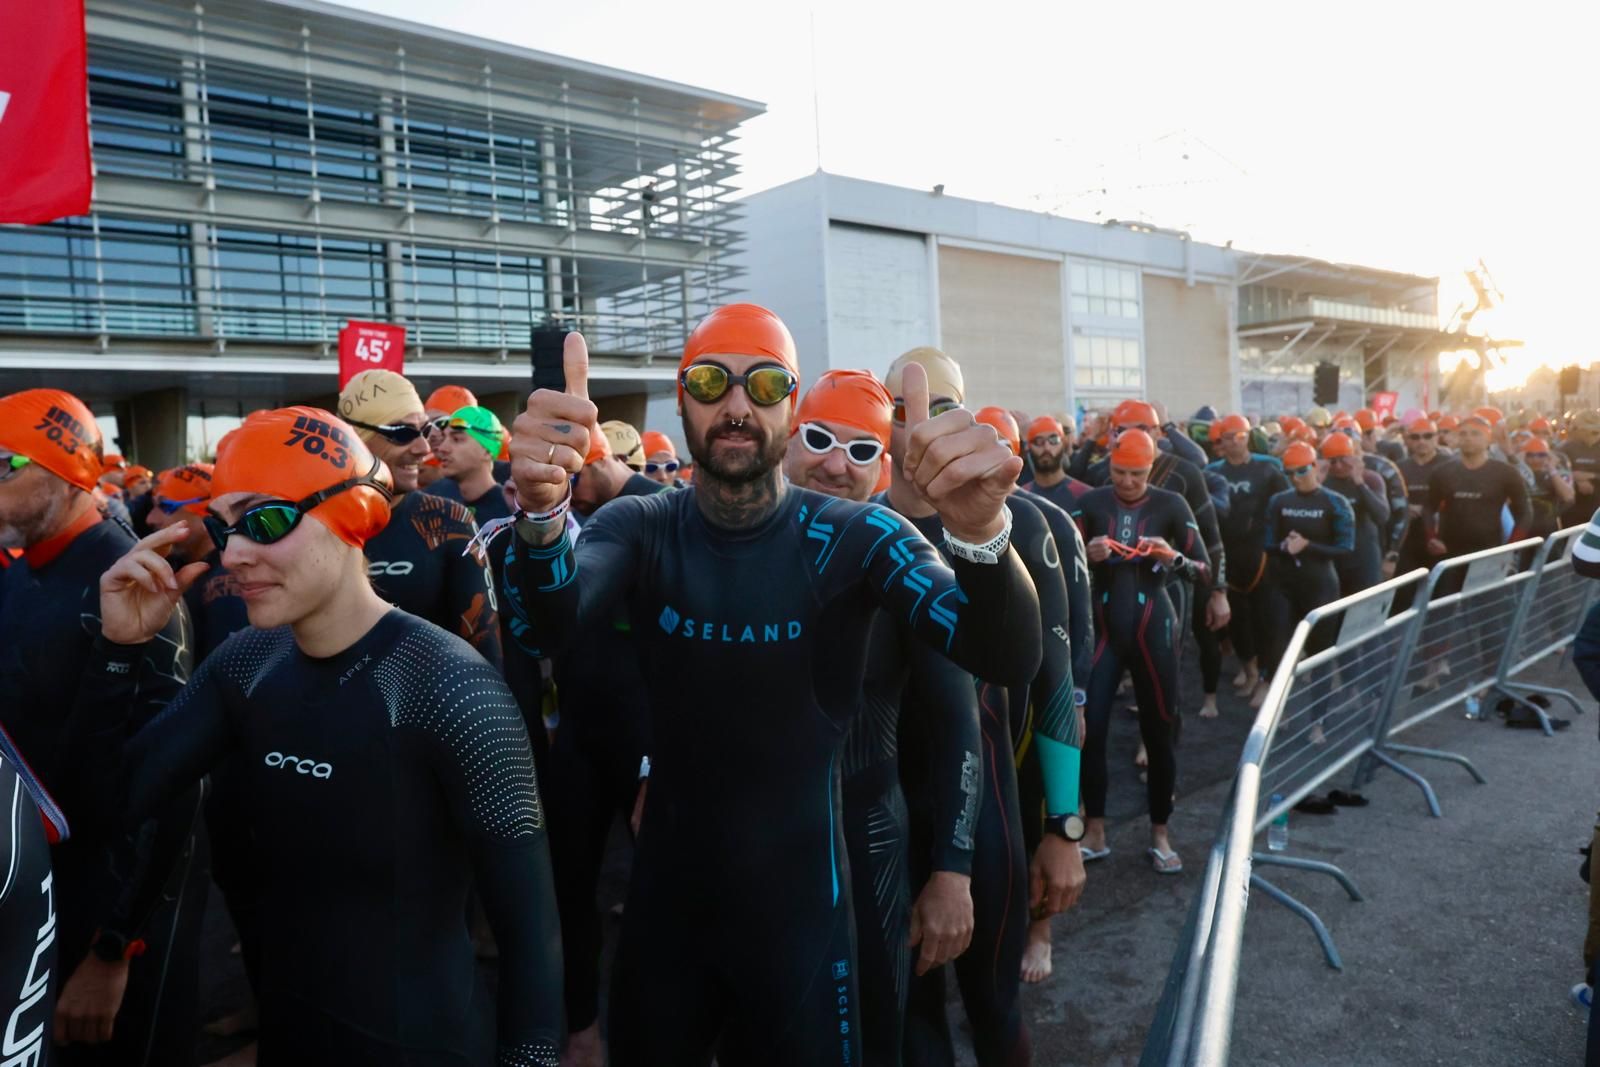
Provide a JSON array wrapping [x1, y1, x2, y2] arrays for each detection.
[[1030, 434, 1062, 447], [798, 422, 884, 466], [892, 399, 962, 424], [155, 495, 206, 515], [348, 418, 429, 445], [0, 454, 31, 483], [645, 460, 680, 475], [204, 459, 391, 552], [1407, 433, 1435, 441], [424, 416, 451, 436], [1286, 464, 1315, 477], [680, 362, 797, 407]]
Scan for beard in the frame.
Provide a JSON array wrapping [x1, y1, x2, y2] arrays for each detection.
[[0, 481, 75, 550], [687, 416, 786, 484], [1031, 449, 1062, 474]]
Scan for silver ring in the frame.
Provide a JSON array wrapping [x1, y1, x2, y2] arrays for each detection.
[[547, 443, 557, 463]]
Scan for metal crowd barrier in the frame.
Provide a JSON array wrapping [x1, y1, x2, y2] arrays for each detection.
[[1140, 524, 1599, 1065]]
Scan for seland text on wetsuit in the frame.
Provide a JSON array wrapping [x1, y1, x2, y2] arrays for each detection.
[[74, 609, 563, 1066], [1071, 485, 1208, 828], [1261, 485, 1355, 668], [502, 486, 1040, 1067]]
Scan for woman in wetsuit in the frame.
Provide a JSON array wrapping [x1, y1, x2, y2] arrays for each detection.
[[76, 408, 562, 1066]]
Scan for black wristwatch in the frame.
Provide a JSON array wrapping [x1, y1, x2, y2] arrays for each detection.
[[1045, 813, 1086, 842]]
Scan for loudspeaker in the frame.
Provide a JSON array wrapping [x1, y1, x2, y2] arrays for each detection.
[[1313, 361, 1340, 406], [531, 325, 567, 392]]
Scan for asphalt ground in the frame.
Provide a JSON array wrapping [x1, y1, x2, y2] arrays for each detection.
[[191, 646, 1597, 1066]]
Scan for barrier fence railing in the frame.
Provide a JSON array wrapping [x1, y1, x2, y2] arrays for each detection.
[[1140, 523, 1596, 1066]]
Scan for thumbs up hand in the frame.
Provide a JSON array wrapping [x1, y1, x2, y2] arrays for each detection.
[[899, 362, 1020, 545], [510, 331, 598, 517]]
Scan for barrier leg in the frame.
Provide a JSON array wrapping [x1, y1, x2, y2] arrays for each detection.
[[1253, 851, 1365, 901], [1380, 742, 1487, 785], [1364, 748, 1443, 817], [1496, 680, 1585, 715], [1249, 873, 1344, 971]]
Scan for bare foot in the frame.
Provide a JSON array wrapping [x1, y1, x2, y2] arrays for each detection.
[[1135, 741, 1148, 768], [563, 1023, 606, 1067], [1198, 697, 1219, 719], [203, 1003, 258, 1039], [202, 1043, 258, 1067], [1231, 667, 1250, 689], [1249, 681, 1269, 709], [1021, 926, 1053, 984]]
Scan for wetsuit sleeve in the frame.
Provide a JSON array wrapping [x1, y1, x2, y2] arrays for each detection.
[[1358, 472, 1391, 530], [1301, 492, 1355, 559], [1163, 424, 1208, 468], [1379, 460, 1409, 552], [902, 642, 983, 876], [447, 512, 504, 672], [500, 496, 645, 660], [863, 507, 1041, 688], [1263, 494, 1286, 556], [1060, 512, 1095, 687], [1205, 468, 1231, 521], [1573, 509, 1600, 579], [1012, 506, 1081, 818], [1167, 496, 1210, 585], [1505, 465, 1532, 541], [1067, 441, 1098, 481], [1179, 464, 1226, 589]]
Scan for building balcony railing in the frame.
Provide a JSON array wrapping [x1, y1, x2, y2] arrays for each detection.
[[1238, 294, 1438, 331]]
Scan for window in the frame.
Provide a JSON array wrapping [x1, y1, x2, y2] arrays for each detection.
[[400, 109, 543, 221], [397, 245, 545, 348], [205, 70, 381, 201], [0, 218, 193, 335], [1069, 261, 1140, 320], [88, 60, 186, 179], [1072, 329, 1142, 391], [212, 229, 385, 341]]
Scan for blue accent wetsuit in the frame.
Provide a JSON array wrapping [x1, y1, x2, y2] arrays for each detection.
[[1207, 455, 1289, 668], [1261, 485, 1356, 671], [502, 486, 1040, 1067]]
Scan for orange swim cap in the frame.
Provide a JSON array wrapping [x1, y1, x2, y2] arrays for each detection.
[[124, 464, 153, 485], [796, 370, 895, 450], [212, 407, 392, 548], [1354, 409, 1377, 431], [1110, 400, 1160, 431], [1319, 433, 1356, 459], [975, 407, 1021, 456], [640, 430, 676, 458], [1026, 415, 1065, 442], [680, 304, 800, 408], [1109, 428, 1157, 469], [1406, 418, 1437, 435], [154, 463, 215, 515], [1282, 442, 1318, 469], [1523, 437, 1550, 454], [1436, 415, 1460, 431], [424, 385, 478, 416], [0, 389, 103, 491], [1214, 414, 1251, 439]]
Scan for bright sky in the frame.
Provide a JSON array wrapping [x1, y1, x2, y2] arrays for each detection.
[[344, 0, 1595, 390]]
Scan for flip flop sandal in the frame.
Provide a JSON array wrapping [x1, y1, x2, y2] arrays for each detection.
[[1081, 845, 1112, 863], [1327, 790, 1369, 807], [1148, 847, 1183, 874], [1293, 795, 1338, 815]]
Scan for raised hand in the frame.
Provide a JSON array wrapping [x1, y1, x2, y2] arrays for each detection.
[[510, 331, 597, 517], [899, 363, 1021, 544], [99, 525, 209, 645]]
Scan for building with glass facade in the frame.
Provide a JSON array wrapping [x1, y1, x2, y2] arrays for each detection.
[[0, 0, 761, 465]]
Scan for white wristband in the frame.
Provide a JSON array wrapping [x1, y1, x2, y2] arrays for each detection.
[[942, 505, 1013, 565]]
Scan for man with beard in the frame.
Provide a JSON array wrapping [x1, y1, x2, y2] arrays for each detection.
[[1023, 414, 1092, 513], [1426, 415, 1531, 562], [500, 305, 1044, 1066], [1395, 417, 1451, 576]]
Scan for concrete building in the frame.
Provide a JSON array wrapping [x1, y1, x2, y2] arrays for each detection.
[[725, 171, 1240, 426], [0, 0, 761, 466]]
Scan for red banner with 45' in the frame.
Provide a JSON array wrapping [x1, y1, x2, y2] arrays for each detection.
[[337, 321, 407, 387], [0, 1, 92, 223]]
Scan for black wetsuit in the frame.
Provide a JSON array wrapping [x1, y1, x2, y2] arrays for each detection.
[[1396, 453, 1451, 574], [1363, 452, 1410, 558], [1261, 486, 1355, 668], [1323, 469, 1390, 595], [899, 494, 1080, 1067], [1207, 455, 1288, 668], [1072, 486, 1208, 828], [77, 610, 563, 1065], [1020, 475, 1092, 516], [367, 490, 503, 669], [1426, 458, 1531, 559], [0, 515, 204, 1067], [0, 724, 68, 1067], [1559, 439, 1600, 529], [502, 487, 1040, 1067]]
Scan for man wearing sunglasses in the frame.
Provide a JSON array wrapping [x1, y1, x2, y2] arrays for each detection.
[[1424, 415, 1531, 561], [1521, 437, 1575, 539], [1327, 416, 1409, 580], [502, 305, 1041, 1067], [0, 389, 206, 1065], [780, 368, 984, 1066], [1206, 414, 1290, 709], [639, 430, 682, 487], [1022, 414, 1092, 513], [1396, 418, 1453, 577], [1320, 433, 1391, 596]]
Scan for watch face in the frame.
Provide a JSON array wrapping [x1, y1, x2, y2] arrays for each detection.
[[1063, 814, 1087, 840]]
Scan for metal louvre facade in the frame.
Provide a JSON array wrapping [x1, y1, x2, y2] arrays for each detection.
[[0, 0, 759, 377]]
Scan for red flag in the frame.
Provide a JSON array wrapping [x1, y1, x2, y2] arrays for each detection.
[[337, 321, 406, 387], [1370, 391, 1399, 420], [0, 0, 92, 224]]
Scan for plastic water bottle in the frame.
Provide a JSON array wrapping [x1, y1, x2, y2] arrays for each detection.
[[1464, 695, 1482, 720], [1267, 793, 1289, 852]]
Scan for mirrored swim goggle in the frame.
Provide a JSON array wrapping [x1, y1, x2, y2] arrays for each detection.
[[680, 362, 797, 407], [204, 459, 392, 551]]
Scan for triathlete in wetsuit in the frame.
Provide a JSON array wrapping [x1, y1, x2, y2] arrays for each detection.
[[0, 389, 205, 1066], [1522, 438, 1575, 538], [1560, 411, 1600, 528], [1022, 415, 1093, 514], [1396, 418, 1452, 576], [1, 723, 69, 1067], [1073, 429, 1209, 874], [78, 408, 562, 1065], [1206, 414, 1289, 707], [1330, 417, 1409, 574], [434, 406, 516, 524], [783, 369, 983, 1067], [1260, 442, 1355, 670], [500, 314, 1043, 1066], [1425, 416, 1531, 561], [1320, 433, 1390, 595]]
